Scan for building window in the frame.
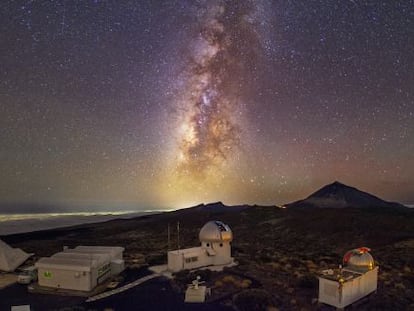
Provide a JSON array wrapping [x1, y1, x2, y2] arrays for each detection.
[[185, 256, 198, 263], [206, 243, 210, 247], [219, 243, 223, 247]]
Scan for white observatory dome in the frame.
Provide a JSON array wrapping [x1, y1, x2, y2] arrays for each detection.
[[199, 221, 233, 242], [343, 247, 375, 271]]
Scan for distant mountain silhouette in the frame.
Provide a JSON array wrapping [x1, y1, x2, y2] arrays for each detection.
[[285, 181, 407, 209], [193, 201, 250, 212]]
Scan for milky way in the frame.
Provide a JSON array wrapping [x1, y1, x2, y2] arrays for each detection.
[[175, 2, 252, 177], [160, 1, 272, 205], [0, 1, 413, 210]]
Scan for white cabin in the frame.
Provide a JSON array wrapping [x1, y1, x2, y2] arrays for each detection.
[[35, 246, 124, 291], [168, 221, 233, 272]]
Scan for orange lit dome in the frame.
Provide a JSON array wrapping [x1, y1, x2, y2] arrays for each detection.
[[199, 221, 233, 242], [343, 247, 375, 271]]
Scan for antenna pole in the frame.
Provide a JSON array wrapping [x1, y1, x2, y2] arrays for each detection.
[[177, 221, 180, 251], [167, 223, 170, 251]]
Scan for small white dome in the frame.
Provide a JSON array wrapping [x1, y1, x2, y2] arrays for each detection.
[[199, 221, 233, 242]]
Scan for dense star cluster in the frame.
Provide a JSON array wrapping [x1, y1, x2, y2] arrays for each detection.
[[0, 1, 413, 209], [165, 2, 264, 190], [175, 3, 242, 177]]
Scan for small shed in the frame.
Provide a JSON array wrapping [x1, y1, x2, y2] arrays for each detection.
[[185, 276, 209, 303], [318, 247, 378, 309]]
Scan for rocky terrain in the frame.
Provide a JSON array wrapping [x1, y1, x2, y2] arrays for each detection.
[[2, 183, 414, 310]]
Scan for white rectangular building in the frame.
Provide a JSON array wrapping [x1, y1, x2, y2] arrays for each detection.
[[36, 257, 102, 291], [319, 267, 378, 309], [318, 247, 378, 309], [168, 247, 208, 272], [35, 246, 124, 291]]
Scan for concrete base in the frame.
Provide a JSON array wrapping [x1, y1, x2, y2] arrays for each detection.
[[185, 286, 207, 303]]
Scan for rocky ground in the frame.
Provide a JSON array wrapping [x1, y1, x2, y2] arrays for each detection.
[[2, 203, 414, 310]]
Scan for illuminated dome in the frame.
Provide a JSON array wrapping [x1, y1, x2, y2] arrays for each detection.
[[199, 221, 233, 242], [343, 247, 375, 271]]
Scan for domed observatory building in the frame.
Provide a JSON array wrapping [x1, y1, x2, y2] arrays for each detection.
[[168, 221, 233, 272], [318, 247, 378, 309]]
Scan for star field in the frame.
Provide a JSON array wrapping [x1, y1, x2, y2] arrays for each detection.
[[0, 1, 413, 210]]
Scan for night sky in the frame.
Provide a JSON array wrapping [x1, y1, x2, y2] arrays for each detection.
[[1, 0, 413, 210]]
